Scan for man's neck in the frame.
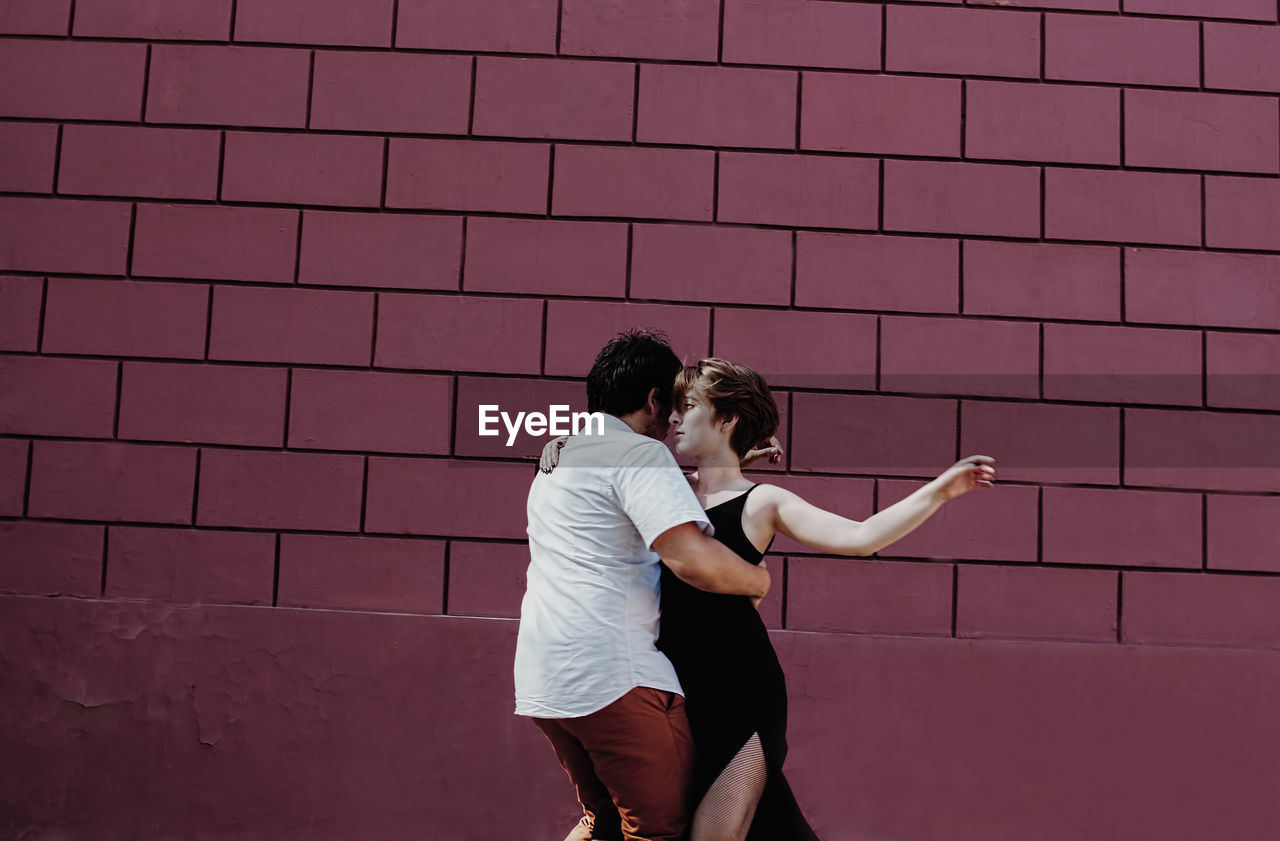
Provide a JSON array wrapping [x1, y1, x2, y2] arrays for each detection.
[[613, 411, 652, 438]]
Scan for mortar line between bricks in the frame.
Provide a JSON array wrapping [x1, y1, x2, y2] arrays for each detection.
[[360, 456, 370, 533], [203, 286, 214, 360], [293, 210, 304, 284], [2, 471, 1263, 518], [879, 5, 887, 73], [718, 0, 726, 64], [1118, 408, 1126, 487], [272, 534, 281, 606], [9, 349, 1277, 412], [1199, 22, 1205, 91], [100, 526, 109, 597], [624, 223, 633, 300], [1201, 330, 1208, 408], [458, 216, 469, 291], [540, 299, 549, 374], [379, 137, 390, 208], [125, 203, 138, 277], [953, 398, 961, 463], [67, 0, 76, 36], [708, 306, 716, 356], [794, 72, 802, 152], [959, 79, 966, 159], [1039, 14, 1045, 82], [112, 361, 123, 439], [15, 118, 1280, 175], [22, 440, 34, 518], [390, 0, 400, 49], [467, 56, 478, 134], [449, 376, 460, 455], [1115, 572, 1123, 644], [35, 277, 49, 354], [16, 254, 1280, 308], [872, 315, 883, 391], [191, 449, 202, 528], [216, 131, 226, 201], [1118, 88, 1126, 167], [229, 0, 238, 41], [4, 30, 1275, 85], [1200, 175, 1207, 248], [950, 563, 958, 638], [305, 50, 315, 129], [1118, 245, 1126, 322], [783, 390, 793, 473], [556, 0, 564, 55], [51, 124, 64, 194], [1036, 487, 1043, 564], [956, 238, 964, 314], [1038, 321, 1044, 400], [876, 158, 884, 231], [1201, 493, 1208, 570], [442, 541, 451, 615], [546, 145, 556, 217], [1039, 167, 1045, 239], [631, 64, 640, 142], [712, 150, 720, 221], [139, 44, 151, 123], [369, 293, 380, 368], [788, 230, 797, 307], [283, 368, 293, 449]]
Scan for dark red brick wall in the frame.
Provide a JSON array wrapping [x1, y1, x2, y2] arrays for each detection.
[[3, 1, 1280, 839]]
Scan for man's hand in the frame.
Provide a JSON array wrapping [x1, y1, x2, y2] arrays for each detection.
[[750, 560, 767, 610], [652, 522, 770, 598]]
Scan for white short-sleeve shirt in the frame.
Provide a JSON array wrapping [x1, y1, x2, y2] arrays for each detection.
[[514, 413, 710, 718]]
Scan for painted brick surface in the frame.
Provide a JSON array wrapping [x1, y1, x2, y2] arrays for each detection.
[[106, 527, 276, 605], [5, 4, 1280, 837], [957, 564, 1118, 643], [42, 278, 209, 359], [73, 0, 233, 40], [277, 534, 445, 613], [796, 233, 959, 314], [0, 123, 58, 192]]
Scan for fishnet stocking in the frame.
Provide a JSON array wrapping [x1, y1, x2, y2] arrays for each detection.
[[690, 733, 768, 841]]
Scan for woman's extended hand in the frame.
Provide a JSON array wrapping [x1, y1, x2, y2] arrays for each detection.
[[539, 436, 570, 473], [932, 455, 996, 501], [740, 436, 784, 468]]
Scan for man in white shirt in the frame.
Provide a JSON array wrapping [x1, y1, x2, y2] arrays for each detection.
[[515, 330, 771, 841]]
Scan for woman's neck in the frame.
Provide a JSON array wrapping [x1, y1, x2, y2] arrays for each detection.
[[692, 450, 748, 494]]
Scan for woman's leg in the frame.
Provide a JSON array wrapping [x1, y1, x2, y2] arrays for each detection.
[[689, 733, 768, 841]]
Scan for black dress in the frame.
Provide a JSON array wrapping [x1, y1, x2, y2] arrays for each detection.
[[657, 485, 821, 841]]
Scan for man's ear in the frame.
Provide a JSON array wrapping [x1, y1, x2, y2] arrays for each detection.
[[645, 387, 662, 417]]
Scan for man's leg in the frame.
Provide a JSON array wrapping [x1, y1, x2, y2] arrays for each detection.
[[559, 687, 695, 841], [534, 718, 625, 841]]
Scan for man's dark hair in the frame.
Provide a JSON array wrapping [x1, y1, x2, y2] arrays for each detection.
[[586, 329, 683, 416]]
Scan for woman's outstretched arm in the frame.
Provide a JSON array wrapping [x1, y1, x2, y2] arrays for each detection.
[[767, 456, 996, 556]]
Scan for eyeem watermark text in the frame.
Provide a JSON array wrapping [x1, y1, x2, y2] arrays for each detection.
[[478, 405, 605, 446]]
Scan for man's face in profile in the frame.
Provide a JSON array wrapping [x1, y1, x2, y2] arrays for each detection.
[[644, 403, 672, 442]]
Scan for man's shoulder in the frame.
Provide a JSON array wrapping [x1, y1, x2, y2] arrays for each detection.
[[611, 433, 679, 469]]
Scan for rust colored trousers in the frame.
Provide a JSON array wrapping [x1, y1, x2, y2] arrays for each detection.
[[533, 686, 696, 841]]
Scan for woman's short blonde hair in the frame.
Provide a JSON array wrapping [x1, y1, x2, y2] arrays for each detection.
[[672, 358, 779, 458]]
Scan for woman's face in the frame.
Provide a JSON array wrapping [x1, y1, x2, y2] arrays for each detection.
[[669, 390, 730, 457]]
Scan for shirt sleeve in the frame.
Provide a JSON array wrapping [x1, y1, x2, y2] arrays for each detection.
[[612, 439, 710, 550]]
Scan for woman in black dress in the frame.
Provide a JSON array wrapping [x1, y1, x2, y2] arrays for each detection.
[[544, 358, 996, 840]]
